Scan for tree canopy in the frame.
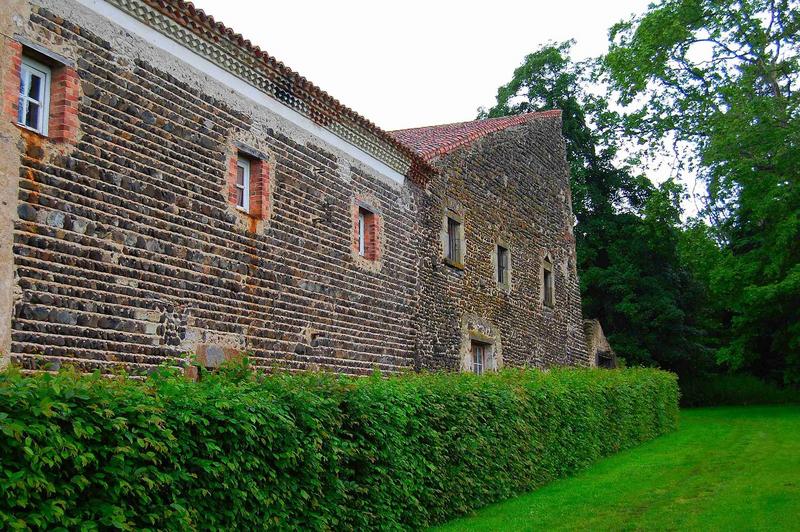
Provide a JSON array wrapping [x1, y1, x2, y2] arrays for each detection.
[[482, 0, 799, 384], [605, 0, 800, 383], [481, 42, 715, 377]]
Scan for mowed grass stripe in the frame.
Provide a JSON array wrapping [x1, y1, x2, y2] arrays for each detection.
[[434, 405, 800, 531]]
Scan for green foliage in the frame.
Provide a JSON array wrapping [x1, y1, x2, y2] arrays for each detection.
[[604, 0, 800, 384], [435, 406, 800, 531], [481, 43, 715, 377], [680, 373, 800, 407], [0, 365, 678, 530]]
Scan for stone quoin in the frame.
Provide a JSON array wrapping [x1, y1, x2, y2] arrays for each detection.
[[0, 0, 594, 376]]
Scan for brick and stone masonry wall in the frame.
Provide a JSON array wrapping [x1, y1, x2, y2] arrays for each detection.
[[414, 117, 590, 370], [0, 0, 590, 376], [1, 0, 421, 375]]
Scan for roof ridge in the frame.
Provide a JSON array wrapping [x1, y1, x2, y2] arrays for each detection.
[[123, 0, 435, 182], [390, 110, 561, 134], [389, 110, 562, 161]]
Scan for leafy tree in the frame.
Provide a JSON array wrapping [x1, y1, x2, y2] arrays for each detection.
[[481, 43, 715, 377], [605, 0, 800, 383]]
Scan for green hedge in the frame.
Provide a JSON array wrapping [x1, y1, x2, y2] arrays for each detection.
[[680, 373, 800, 407], [0, 365, 678, 530]]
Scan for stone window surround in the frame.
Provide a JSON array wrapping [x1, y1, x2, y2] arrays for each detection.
[[461, 334, 501, 374], [470, 340, 487, 374], [542, 252, 556, 309], [493, 238, 512, 292], [460, 315, 503, 373], [442, 208, 465, 270]]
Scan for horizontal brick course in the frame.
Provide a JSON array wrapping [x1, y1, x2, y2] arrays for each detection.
[[3, 0, 589, 376]]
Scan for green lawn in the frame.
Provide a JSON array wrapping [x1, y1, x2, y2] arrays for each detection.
[[434, 405, 800, 531]]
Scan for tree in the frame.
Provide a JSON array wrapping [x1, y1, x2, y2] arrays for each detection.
[[605, 0, 800, 383], [481, 43, 715, 377]]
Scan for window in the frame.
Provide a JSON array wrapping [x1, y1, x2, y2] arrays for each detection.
[[357, 207, 378, 261], [235, 157, 251, 211], [497, 245, 509, 286], [18, 57, 51, 135], [471, 342, 486, 375], [358, 208, 367, 256], [543, 258, 555, 307], [445, 216, 464, 264], [228, 150, 270, 220]]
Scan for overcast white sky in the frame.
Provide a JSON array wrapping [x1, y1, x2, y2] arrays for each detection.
[[190, 0, 651, 131]]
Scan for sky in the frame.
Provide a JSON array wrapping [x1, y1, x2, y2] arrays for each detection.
[[189, 0, 653, 132]]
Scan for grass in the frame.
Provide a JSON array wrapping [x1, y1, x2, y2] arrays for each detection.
[[434, 405, 800, 531]]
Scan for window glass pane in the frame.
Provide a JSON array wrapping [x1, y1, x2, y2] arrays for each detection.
[[358, 211, 366, 256], [497, 246, 507, 283], [17, 97, 25, 124], [472, 344, 484, 374], [19, 69, 28, 96], [28, 74, 42, 101], [447, 218, 461, 261], [235, 187, 244, 207], [236, 165, 245, 186], [544, 265, 553, 306], [25, 102, 40, 129]]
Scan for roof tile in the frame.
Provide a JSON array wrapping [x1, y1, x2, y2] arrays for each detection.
[[390, 110, 562, 161]]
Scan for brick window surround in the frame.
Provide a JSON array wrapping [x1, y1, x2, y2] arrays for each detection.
[[4, 40, 79, 143], [353, 204, 380, 261], [227, 152, 270, 219]]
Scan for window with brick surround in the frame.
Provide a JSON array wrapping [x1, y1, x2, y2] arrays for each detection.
[[357, 207, 378, 260], [4, 42, 80, 143], [18, 57, 51, 135], [235, 157, 250, 211], [228, 151, 270, 220]]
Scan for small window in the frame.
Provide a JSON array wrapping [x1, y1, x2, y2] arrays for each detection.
[[445, 216, 464, 264], [228, 149, 269, 220], [18, 57, 51, 135], [357, 207, 378, 261], [543, 258, 555, 307], [497, 245, 509, 286], [358, 208, 367, 256], [471, 342, 486, 375], [235, 157, 251, 212]]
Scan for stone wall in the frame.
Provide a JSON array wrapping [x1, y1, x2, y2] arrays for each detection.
[[0, 0, 590, 376], [2, 0, 420, 375], [415, 118, 589, 370]]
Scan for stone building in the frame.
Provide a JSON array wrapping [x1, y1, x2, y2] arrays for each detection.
[[0, 0, 591, 376]]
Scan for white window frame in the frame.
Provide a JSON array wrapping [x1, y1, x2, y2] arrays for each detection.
[[235, 157, 251, 212], [358, 208, 367, 256], [18, 56, 51, 136]]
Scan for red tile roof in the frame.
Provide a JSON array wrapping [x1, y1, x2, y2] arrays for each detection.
[[390, 110, 562, 161], [134, 0, 435, 181]]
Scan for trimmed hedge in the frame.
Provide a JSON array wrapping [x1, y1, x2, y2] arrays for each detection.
[[680, 373, 800, 407], [0, 365, 678, 530]]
